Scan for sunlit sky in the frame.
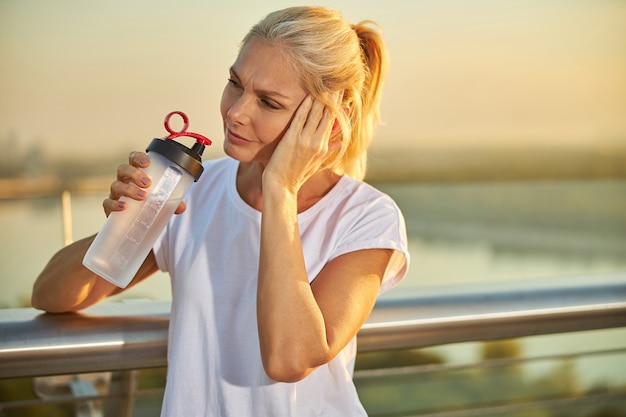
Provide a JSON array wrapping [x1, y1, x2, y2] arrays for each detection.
[[1, 0, 625, 159]]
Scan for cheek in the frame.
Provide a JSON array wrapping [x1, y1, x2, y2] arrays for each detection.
[[258, 120, 291, 150], [219, 89, 230, 121]]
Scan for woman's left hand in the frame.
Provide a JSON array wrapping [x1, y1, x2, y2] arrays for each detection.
[[263, 93, 342, 192]]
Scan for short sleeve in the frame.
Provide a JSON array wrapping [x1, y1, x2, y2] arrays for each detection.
[[333, 192, 410, 294]]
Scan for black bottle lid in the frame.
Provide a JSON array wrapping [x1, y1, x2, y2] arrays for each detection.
[[146, 138, 205, 181]]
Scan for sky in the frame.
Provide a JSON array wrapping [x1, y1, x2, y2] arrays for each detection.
[[1, 0, 625, 160]]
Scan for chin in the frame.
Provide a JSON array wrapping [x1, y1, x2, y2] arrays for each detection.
[[223, 141, 241, 160], [223, 141, 256, 163]]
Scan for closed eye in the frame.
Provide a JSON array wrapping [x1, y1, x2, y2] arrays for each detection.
[[228, 67, 288, 111], [227, 78, 241, 89], [260, 98, 280, 110]]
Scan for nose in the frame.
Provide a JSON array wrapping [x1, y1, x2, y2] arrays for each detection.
[[226, 93, 254, 126]]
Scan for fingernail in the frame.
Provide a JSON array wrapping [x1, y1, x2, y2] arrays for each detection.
[[137, 190, 148, 198], [141, 177, 150, 186], [140, 157, 149, 165], [118, 201, 127, 209]]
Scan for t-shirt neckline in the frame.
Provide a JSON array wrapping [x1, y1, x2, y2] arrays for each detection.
[[225, 158, 349, 220]]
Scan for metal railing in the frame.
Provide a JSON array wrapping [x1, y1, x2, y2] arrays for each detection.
[[1, 272, 625, 415]]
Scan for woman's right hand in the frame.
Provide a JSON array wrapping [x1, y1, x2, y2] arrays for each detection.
[[102, 151, 189, 217], [103, 151, 152, 217]]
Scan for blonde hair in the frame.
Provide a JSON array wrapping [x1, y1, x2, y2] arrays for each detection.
[[242, 6, 389, 180]]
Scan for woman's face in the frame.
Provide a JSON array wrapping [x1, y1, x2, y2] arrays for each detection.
[[220, 38, 307, 164]]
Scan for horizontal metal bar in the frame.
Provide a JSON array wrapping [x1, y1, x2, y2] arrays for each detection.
[[0, 273, 624, 379], [0, 301, 169, 379], [360, 272, 626, 352]]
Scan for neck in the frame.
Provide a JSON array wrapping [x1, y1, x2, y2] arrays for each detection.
[[236, 162, 340, 213]]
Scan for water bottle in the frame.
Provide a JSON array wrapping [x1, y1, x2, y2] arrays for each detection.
[[83, 111, 211, 288]]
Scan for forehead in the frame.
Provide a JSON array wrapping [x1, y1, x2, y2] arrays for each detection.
[[232, 38, 305, 96]]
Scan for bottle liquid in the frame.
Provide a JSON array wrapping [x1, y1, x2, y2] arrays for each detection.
[[83, 111, 211, 288]]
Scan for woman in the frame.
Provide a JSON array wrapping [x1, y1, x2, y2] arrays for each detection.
[[32, 6, 409, 416]]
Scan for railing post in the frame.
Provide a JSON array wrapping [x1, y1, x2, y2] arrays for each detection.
[[61, 189, 74, 246], [105, 370, 137, 417]]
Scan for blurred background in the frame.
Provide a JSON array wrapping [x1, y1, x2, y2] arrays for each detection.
[[2, 0, 624, 303], [0, 0, 625, 415]]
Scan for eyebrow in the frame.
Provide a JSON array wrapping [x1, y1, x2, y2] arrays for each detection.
[[229, 67, 290, 100]]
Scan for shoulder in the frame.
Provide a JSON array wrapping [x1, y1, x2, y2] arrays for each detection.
[[332, 176, 403, 219], [307, 176, 406, 242]]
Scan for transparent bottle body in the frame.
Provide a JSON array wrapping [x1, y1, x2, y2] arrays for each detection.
[[83, 152, 194, 288]]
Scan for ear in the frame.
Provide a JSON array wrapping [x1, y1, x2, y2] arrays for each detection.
[[328, 139, 342, 153], [331, 118, 341, 137]]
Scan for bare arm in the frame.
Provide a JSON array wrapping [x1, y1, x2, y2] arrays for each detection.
[[31, 151, 179, 313], [31, 239, 158, 313], [258, 182, 391, 382], [257, 94, 393, 381]]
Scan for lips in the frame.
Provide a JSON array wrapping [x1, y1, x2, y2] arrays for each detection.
[[226, 127, 251, 144]]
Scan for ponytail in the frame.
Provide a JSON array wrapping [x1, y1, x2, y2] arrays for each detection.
[[349, 21, 389, 179]]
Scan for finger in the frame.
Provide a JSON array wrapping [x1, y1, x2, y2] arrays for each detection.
[[102, 197, 127, 217], [117, 163, 151, 188], [109, 178, 148, 201], [320, 106, 334, 137], [129, 151, 151, 168], [331, 90, 342, 106], [306, 98, 327, 132], [174, 201, 187, 215], [290, 95, 313, 134], [308, 104, 333, 148]]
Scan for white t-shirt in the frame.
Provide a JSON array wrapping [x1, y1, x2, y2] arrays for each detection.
[[154, 157, 409, 416]]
